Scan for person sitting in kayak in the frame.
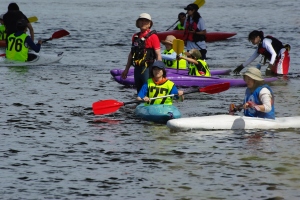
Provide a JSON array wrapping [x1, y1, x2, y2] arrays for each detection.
[[137, 60, 184, 105], [230, 67, 275, 119], [233, 30, 290, 76], [179, 48, 211, 77], [0, 14, 6, 40], [3, 3, 35, 41], [6, 19, 42, 62], [174, 12, 186, 30], [161, 35, 187, 69], [121, 13, 162, 94]]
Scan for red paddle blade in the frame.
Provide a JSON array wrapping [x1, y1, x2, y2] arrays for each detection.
[[199, 82, 230, 94], [52, 29, 70, 39], [92, 99, 124, 115]]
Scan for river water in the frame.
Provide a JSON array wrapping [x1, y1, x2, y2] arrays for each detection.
[[0, 0, 300, 199]]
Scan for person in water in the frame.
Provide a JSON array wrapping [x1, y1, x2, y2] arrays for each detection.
[[183, 3, 207, 59], [161, 35, 187, 69], [6, 19, 42, 62], [233, 30, 290, 76], [121, 13, 162, 94], [3, 2, 35, 41], [179, 48, 210, 77], [230, 67, 275, 119], [174, 12, 186, 30], [137, 61, 184, 105]]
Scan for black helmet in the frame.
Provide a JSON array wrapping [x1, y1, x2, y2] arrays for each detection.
[[16, 19, 28, 31]]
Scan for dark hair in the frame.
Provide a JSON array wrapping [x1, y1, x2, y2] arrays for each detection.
[[178, 12, 186, 20], [248, 30, 264, 41], [150, 67, 167, 78], [187, 11, 201, 24], [8, 3, 19, 11], [16, 19, 28, 31]]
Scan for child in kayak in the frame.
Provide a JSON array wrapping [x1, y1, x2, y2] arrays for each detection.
[[0, 14, 6, 40], [137, 60, 184, 105], [6, 19, 42, 62], [161, 35, 187, 69], [174, 12, 186, 30], [230, 67, 275, 119], [233, 30, 290, 76], [179, 48, 211, 76]]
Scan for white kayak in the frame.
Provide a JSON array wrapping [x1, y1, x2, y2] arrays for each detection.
[[167, 114, 300, 130], [0, 52, 63, 66]]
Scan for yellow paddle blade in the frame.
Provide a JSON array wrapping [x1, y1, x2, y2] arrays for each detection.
[[28, 16, 38, 23], [193, 0, 205, 8], [173, 39, 184, 55]]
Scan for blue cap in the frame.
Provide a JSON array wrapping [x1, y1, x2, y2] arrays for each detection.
[[152, 61, 165, 69]]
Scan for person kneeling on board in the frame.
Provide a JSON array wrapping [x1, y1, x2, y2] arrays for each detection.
[[136, 61, 184, 105], [179, 48, 210, 77], [229, 67, 275, 119], [6, 19, 42, 62]]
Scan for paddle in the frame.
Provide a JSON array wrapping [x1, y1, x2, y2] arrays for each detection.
[[42, 29, 70, 42], [28, 16, 38, 23], [165, 0, 206, 31], [92, 82, 230, 115], [172, 39, 184, 72]]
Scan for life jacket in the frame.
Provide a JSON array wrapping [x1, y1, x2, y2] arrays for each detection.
[[6, 32, 28, 62], [162, 49, 187, 69], [257, 36, 284, 60], [175, 23, 185, 30], [244, 84, 275, 119], [188, 59, 211, 77], [146, 78, 174, 105], [0, 25, 6, 40], [183, 17, 206, 42], [131, 30, 156, 68]]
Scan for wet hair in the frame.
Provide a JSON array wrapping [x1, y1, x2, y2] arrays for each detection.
[[178, 12, 186, 20], [8, 3, 19, 11], [150, 67, 167, 78], [248, 30, 264, 41], [16, 19, 28, 31]]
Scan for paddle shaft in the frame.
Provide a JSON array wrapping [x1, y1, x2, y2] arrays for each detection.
[[42, 29, 70, 42], [166, 20, 179, 31]]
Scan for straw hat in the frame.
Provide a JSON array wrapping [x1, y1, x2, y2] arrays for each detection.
[[189, 49, 202, 59], [136, 13, 153, 28], [242, 67, 264, 81], [161, 35, 176, 45]]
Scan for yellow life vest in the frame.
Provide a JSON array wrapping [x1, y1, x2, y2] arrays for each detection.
[[6, 33, 28, 62], [146, 78, 175, 105], [188, 59, 211, 77], [162, 49, 187, 69], [0, 25, 6, 40]]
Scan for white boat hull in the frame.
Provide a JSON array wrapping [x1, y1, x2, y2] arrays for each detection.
[[0, 52, 63, 66], [167, 114, 300, 130]]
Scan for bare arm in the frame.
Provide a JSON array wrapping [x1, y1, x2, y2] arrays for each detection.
[[155, 49, 162, 61]]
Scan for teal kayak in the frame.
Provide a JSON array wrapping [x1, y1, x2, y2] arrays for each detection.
[[134, 104, 181, 123]]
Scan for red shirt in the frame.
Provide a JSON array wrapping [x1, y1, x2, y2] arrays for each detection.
[[131, 29, 161, 50]]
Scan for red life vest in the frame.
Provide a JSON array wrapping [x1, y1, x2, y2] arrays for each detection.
[[183, 17, 206, 42]]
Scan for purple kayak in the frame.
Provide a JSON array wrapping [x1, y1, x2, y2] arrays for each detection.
[[113, 74, 278, 88], [110, 68, 231, 77]]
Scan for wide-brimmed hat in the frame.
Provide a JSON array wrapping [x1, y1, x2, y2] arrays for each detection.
[[136, 13, 153, 28], [242, 67, 264, 81], [152, 61, 165, 69], [189, 49, 202, 59], [161, 35, 176, 45], [184, 3, 199, 11]]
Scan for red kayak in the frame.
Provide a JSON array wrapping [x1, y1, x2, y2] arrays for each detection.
[[157, 30, 236, 42]]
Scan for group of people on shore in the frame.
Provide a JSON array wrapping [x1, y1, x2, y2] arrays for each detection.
[[121, 3, 291, 120], [0, 3, 42, 62]]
